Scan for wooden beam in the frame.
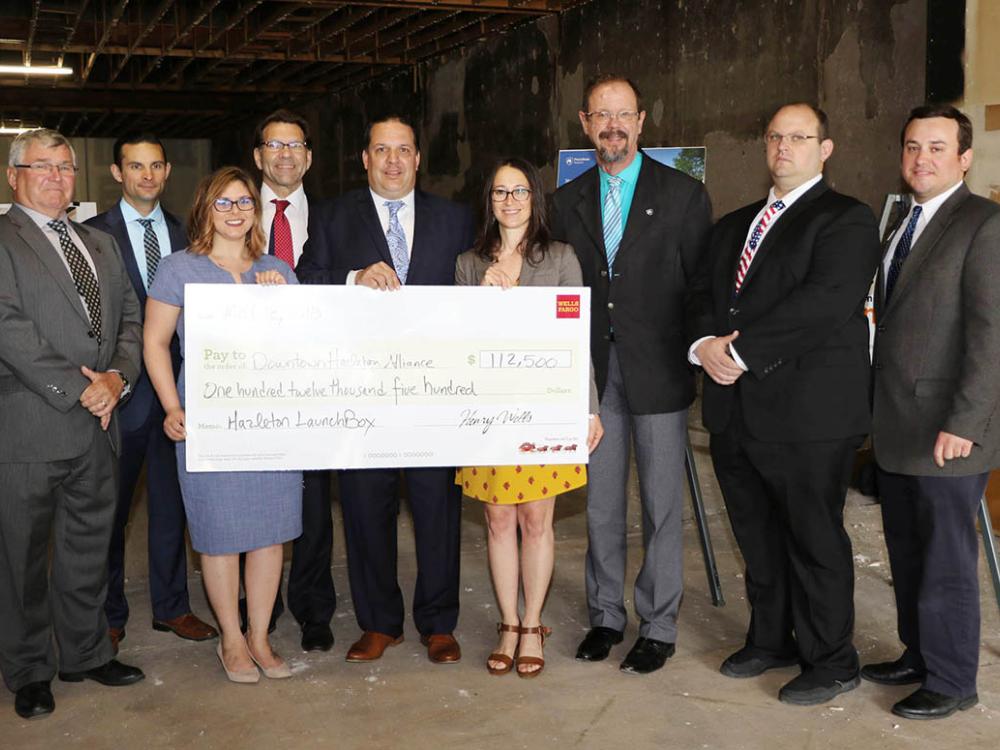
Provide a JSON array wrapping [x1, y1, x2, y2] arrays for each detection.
[[107, 0, 177, 84], [82, 0, 132, 84]]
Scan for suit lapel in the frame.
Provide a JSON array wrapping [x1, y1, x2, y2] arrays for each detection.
[[109, 204, 147, 304], [164, 209, 187, 254], [408, 190, 430, 281], [873, 198, 911, 316], [355, 190, 392, 266], [723, 201, 766, 294], [73, 219, 113, 344], [571, 168, 606, 268], [614, 153, 660, 262]]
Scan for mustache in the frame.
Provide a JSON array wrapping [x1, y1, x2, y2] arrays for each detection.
[[599, 128, 628, 141]]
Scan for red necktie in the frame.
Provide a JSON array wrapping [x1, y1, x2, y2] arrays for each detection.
[[271, 199, 294, 268]]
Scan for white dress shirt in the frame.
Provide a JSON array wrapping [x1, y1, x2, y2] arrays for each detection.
[[119, 198, 172, 290], [260, 182, 309, 265], [346, 189, 416, 285], [689, 173, 824, 370]]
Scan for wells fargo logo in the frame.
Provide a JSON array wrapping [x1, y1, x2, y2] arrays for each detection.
[[556, 294, 580, 318]]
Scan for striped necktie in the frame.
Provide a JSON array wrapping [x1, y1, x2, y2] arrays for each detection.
[[735, 199, 785, 291], [48, 219, 102, 343], [137, 217, 160, 287], [603, 176, 624, 271], [384, 200, 409, 284], [884, 205, 923, 302]]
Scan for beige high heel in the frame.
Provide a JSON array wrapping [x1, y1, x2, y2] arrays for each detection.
[[247, 642, 292, 679], [216, 642, 260, 684]]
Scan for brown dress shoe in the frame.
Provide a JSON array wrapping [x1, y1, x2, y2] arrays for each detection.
[[108, 627, 125, 654], [421, 634, 461, 664], [346, 632, 403, 662], [152, 613, 219, 641]]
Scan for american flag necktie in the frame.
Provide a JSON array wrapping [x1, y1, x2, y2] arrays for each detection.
[[735, 199, 785, 291]]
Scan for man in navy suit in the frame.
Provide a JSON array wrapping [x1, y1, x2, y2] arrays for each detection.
[[249, 109, 339, 653], [86, 134, 216, 650], [297, 115, 474, 664]]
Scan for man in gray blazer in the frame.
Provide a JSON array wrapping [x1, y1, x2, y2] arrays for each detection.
[[865, 105, 1000, 720], [0, 129, 145, 719]]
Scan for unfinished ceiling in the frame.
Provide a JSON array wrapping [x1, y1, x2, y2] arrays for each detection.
[[0, 0, 585, 138]]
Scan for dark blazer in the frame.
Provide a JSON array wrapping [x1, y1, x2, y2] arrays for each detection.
[[690, 179, 881, 443], [550, 152, 713, 414], [0, 205, 142, 461], [297, 188, 474, 286], [85, 203, 186, 433], [872, 184, 1000, 475]]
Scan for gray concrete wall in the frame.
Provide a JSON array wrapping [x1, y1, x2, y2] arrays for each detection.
[[217, 0, 927, 220]]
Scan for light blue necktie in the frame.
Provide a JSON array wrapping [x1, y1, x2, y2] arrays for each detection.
[[885, 205, 923, 302], [603, 176, 624, 272], [384, 200, 409, 284]]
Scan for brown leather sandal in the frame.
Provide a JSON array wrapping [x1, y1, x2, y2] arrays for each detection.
[[486, 623, 520, 676], [516, 624, 552, 678]]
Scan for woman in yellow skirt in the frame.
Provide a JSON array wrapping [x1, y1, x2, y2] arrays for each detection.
[[455, 157, 603, 677]]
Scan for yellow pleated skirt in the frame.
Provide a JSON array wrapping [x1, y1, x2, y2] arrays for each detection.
[[456, 464, 587, 504]]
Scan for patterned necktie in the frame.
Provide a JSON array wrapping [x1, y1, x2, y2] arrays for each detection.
[[384, 200, 409, 284], [884, 205, 923, 302], [137, 217, 160, 288], [603, 176, 624, 272], [270, 199, 294, 268], [48, 219, 102, 343], [735, 199, 786, 291]]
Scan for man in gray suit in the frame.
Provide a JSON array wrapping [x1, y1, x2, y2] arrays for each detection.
[[0, 129, 145, 719], [865, 105, 1000, 720]]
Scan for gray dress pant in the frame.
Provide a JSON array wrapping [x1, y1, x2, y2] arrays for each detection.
[[585, 344, 687, 642]]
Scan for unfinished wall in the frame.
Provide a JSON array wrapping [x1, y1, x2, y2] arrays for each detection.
[[216, 0, 927, 219]]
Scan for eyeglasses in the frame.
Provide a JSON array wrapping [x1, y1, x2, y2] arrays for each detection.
[[259, 140, 308, 152], [14, 161, 78, 175], [213, 196, 255, 212], [584, 110, 640, 124], [491, 187, 531, 202], [765, 132, 820, 146]]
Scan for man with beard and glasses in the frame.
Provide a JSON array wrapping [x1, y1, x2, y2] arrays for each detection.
[[550, 75, 712, 675]]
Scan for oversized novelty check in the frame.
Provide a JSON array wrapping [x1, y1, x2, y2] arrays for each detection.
[[184, 285, 591, 471]]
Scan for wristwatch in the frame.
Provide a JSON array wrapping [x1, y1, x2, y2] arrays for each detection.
[[110, 369, 131, 399]]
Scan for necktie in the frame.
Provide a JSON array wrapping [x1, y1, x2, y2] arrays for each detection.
[[384, 200, 409, 284], [884, 205, 923, 302], [735, 199, 785, 291], [603, 176, 624, 271], [48, 219, 102, 343], [270, 199, 294, 268], [137, 217, 160, 288]]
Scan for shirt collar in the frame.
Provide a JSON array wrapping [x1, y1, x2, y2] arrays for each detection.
[[261, 182, 307, 208], [912, 180, 964, 214], [370, 188, 415, 211], [119, 198, 164, 225], [768, 173, 823, 209], [15, 202, 71, 228], [599, 150, 643, 187]]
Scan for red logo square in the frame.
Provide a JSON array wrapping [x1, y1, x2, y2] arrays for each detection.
[[556, 294, 580, 318]]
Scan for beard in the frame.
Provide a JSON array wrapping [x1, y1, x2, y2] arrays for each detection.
[[596, 128, 629, 163]]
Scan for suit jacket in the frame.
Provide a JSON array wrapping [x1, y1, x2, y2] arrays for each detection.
[[85, 203, 186, 433], [296, 188, 474, 286], [0, 205, 142, 461], [454, 241, 600, 413], [550, 152, 713, 414], [872, 183, 1000, 475], [690, 179, 881, 442]]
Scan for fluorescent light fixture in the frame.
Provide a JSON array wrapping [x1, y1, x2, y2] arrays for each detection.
[[0, 125, 39, 134], [0, 64, 73, 76]]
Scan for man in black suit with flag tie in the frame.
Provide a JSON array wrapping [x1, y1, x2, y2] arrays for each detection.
[[86, 133, 217, 651], [297, 114, 474, 664]]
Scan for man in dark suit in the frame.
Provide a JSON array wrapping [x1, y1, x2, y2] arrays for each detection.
[[85, 133, 216, 652], [249, 109, 338, 653], [550, 75, 713, 674], [297, 115, 474, 664], [689, 103, 881, 705], [0, 128, 145, 719], [863, 105, 1000, 720]]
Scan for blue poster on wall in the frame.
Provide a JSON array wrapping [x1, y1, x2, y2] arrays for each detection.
[[556, 146, 707, 185]]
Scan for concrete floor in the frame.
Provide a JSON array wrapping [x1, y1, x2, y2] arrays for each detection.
[[3, 414, 999, 750]]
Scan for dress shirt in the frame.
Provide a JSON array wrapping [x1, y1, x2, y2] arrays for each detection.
[[17, 202, 98, 281], [261, 182, 309, 266], [120, 199, 171, 290], [346, 189, 416, 285], [881, 180, 964, 293], [599, 151, 643, 238], [688, 172, 824, 370]]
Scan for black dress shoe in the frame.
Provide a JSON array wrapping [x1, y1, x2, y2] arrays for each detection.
[[778, 672, 860, 705], [301, 622, 335, 652], [58, 659, 145, 687], [860, 658, 926, 686], [720, 646, 799, 678], [892, 688, 978, 720], [620, 637, 675, 675], [575, 627, 624, 662], [14, 681, 54, 719]]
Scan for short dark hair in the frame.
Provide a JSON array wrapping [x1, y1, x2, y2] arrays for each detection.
[[766, 103, 830, 141], [471, 157, 551, 267], [363, 114, 420, 151], [581, 75, 643, 113], [254, 109, 311, 148], [113, 132, 167, 166], [901, 104, 973, 153]]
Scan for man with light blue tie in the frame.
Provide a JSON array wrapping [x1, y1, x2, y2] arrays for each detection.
[[86, 134, 217, 652]]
